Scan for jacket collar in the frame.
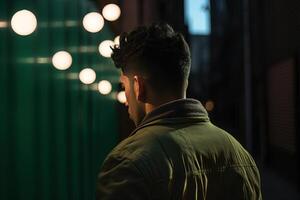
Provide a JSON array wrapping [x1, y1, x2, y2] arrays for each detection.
[[130, 98, 209, 136]]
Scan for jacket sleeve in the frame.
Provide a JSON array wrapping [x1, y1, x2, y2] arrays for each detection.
[[96, 155, 151, 200]]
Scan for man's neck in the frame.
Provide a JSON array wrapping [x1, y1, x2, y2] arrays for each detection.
[[145, 94, 186, 114]]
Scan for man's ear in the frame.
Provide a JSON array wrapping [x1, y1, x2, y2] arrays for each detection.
[[133, 75, 146, 102]]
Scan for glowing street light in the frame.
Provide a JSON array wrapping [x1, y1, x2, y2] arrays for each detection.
[[82, 12, 104, 33], [98, 80, 112, 95], [102, 4, 121, 21], [11, 10, 37, 36], [79, 68, 96, 84], [117, 91, 126, 104], [52, 51, 72, 70], [98, 40, 114, 58], [114, 35, 120, 46]]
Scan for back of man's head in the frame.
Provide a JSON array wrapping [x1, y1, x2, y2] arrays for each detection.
[[111, 23, 191, 94]]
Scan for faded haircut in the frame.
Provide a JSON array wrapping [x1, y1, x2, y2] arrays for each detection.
[[111, 23, 191, 91]]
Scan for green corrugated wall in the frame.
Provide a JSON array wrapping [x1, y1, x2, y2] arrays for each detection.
[[0, 0, 120, 199]]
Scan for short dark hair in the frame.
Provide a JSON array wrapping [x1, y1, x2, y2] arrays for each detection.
[[111, 23, 191, 91]]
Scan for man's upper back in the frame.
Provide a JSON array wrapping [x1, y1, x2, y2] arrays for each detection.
[[97, 99, 262, 200]]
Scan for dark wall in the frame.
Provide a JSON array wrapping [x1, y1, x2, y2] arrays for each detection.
[[265, 0, 300, 65], [209, 0, 245, 144], [251, 0, 300, 185], [120, 0, 185, 33]]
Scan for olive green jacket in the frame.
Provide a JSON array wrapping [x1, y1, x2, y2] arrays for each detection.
[[97, 99, 262, 200]]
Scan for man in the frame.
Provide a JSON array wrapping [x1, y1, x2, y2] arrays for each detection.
[[96, 23, 262, 199]]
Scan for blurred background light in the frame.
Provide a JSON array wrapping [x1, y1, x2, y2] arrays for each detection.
[[102, 4, 121, 21], [99, 40, 114, 57], [184, 0, 211, 35], [114, 35, 120, 45], [205, 100, 214, 112], [79, 68, 96, 84], [117, 91, 126, 104], [69, 46, 98, 53], [37, 57, 50, 64], [40, 20, 78, 28], [52, 51, 72, 70], [11, 10, 37, 36], [0, 21, 8, 28], [17, 57, 50, 64], [98, 80, 112, 95], [66, 72, 79, 80], [82, 12, 104, 33]]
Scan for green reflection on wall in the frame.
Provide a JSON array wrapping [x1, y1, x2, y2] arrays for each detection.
[[0, 0, 119, 199]]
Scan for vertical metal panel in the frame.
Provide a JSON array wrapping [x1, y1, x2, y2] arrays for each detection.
[[0, 1, 9, 199], [34, 1, 52, 199], [0, 0, 120, 199]]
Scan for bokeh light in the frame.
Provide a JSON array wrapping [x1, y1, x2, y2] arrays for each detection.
[[11, 10, 37, 36], [114, 35, 120, 46], [82, 12, 104, 33], [117, 91, 126, 104], [205, 100, 215, 112], [98, 40, 114, 57], [98, 80, 112, 95], [102, 4, 121, 21], [52, 51, 72, 70], [0, 21, 8, 28], [79, 68, 96, 84]]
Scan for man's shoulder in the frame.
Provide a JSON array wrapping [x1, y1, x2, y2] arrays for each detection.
[[109, 120, 214, 161], [108, 125, 167, 161]]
